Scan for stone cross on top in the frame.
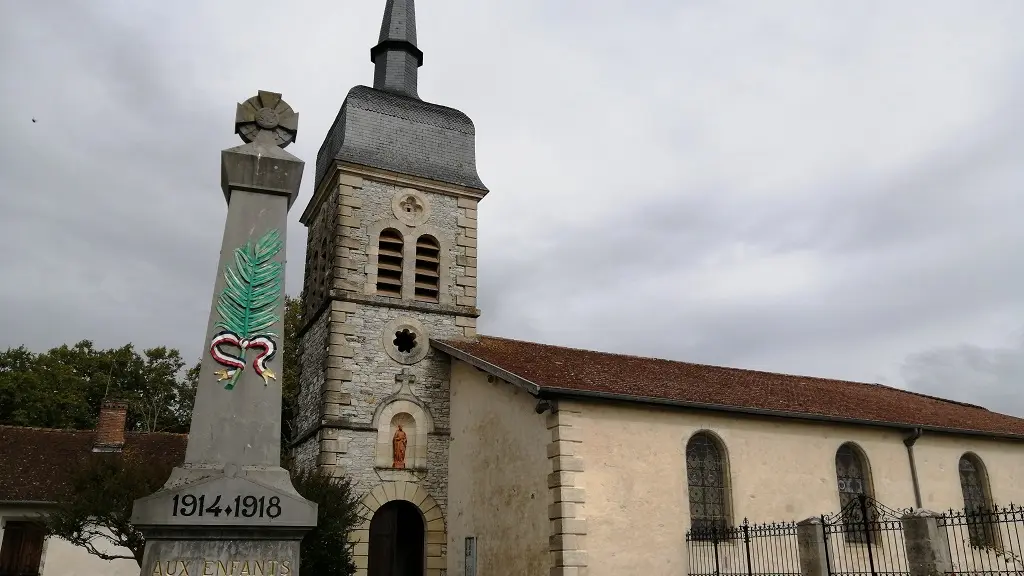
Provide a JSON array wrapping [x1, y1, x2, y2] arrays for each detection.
[[234, 90, 299, 148]]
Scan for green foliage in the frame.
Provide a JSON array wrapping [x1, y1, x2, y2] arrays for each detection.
[[45, 451, 176, 565], [0, 341, 194, 432], [217, 229, 284, 339], [281, 295, 302, 463], [291, 467, 360, 576]]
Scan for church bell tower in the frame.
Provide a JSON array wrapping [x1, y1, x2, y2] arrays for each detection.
[[294, 0, 486, 573]]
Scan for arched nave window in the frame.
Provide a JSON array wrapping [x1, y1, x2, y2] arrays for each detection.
[[835, 442, 873, 543], [959, 453, 996, 547], [685, 432, 731, 534]]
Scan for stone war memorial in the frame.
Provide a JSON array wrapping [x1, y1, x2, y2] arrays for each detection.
[[131, 91, 318, 575]]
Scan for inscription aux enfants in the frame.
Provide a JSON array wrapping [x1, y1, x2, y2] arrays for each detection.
[[150, 559, 292, 576]]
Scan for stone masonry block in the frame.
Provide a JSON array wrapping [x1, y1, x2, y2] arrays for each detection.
[[464, 286, 477, 297], [457, 197, 477, 209], [552, 425, 583, 443], [339, 216, 362, 228], [457, 215, 477, 229], [551, 487, 586, 504], [465, 247, 477, 257], [456, 295, 476, 307], [463, 208, 478, 219], [324, 391, 352, 405], [550, 534, 585, 551], [465, 227, 477, 239], [551, 456, 585, 473], [463, 326, 477, 338], [464, 267, 477, 278], [339, 174, 363, 188], [338, 204, 354, 217], [456, 255, 477, 267], [340, 195, 363, 209], [325, 368, 353, 381], [340, 236, 361, 249], [328, 345, 355, 358], [548, 471, 577, 488], [456, 235, 477, 248], [551, 518, 587, 536], [547, 441, 576, 458], [332, 300, 358, 313], [455, 316, 476, 327], [317, 452, 337, 466], [330, 323, 357, 337], [551, 550, 588, 568], [548, 502, 577, 519]]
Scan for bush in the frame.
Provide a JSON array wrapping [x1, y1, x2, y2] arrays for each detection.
[[291, 467, 361, 576]]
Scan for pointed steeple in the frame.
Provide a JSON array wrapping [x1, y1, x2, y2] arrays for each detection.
[[370, 0, 424, 99]]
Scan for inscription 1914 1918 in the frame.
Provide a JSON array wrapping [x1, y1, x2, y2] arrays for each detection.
[[170, 493, 283, 520]]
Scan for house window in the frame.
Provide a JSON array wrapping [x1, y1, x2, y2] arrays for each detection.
[[959, 453, 997, 547], [0, 521, 45, 576], [376, 229, 405, 297], [835, 442, 873, 544], [414, 235, 441, 302], [686, 432, 730, 536]]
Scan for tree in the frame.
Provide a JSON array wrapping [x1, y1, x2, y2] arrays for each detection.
[[281, 295, 302, 459], [291, 467, 361, 576], [45, 450, 175, 564], [0, 341, 195, 432]]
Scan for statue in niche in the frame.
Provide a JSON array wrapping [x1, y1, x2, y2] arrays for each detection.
[[392, 424, 408, 469]]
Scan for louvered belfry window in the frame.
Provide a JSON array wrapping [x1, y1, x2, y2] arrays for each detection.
[[959, 454, 996, 547], [686, 432, 728, 535], [414, 235, 441, 302], [376, 229, 404, 297]]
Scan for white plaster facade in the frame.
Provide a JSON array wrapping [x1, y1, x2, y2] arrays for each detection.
[[437, 362, 1024, 576], [0, 507, 137, 576]]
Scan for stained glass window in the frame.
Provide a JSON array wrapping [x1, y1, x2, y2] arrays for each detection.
[[835, 443, 872, 543], [686, 432, 729, 536], [959, 454, 995, 547]]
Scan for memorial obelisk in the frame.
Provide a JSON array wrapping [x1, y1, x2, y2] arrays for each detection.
[[132, 91, 318, 576]]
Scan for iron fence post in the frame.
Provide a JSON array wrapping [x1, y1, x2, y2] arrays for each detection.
[[858, 494, 878, 576], [712, 525, 721, 576], [742, 518, 753, 576], [820, 514, 833, 576]]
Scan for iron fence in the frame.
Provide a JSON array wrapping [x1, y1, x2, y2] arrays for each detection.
[[821, 495, 911, 576], [939, 504, 1024, 575], [686, 518, 801, 576]]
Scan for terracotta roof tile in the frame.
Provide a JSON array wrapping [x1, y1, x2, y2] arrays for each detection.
[[0, 426, 187, 502], [436, 336, 1024, 438]]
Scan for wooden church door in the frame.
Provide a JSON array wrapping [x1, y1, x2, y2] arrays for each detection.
[[368, 501, 425, 576]]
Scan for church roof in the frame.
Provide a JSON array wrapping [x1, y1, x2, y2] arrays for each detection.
[[433, 336, 1024, 439], [313, 0, 487, 193], [0, 426, 186, 503]]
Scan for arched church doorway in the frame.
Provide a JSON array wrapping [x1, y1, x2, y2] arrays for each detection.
[[368, 500, 425, 576]]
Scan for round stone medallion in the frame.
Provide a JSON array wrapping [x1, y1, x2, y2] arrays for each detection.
[[383, 317, 430, 365], [392, 188, 431, 227]]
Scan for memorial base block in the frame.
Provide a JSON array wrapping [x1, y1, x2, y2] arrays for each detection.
[[142, 537, 299, 576]]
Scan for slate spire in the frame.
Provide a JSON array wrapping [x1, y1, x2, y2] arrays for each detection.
[[371, 0, 424, 99]]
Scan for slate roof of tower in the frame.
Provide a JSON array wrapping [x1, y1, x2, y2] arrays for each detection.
[[434, 336, 1024, 438], [315, 86, 487, 193], [0, 426, 186, 502]]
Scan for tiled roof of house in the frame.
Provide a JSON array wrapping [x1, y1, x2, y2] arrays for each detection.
[[435, 336, 1024, 438], [0, 426, 187, 502]]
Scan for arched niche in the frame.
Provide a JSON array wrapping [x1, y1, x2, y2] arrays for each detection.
[[373, 398, 434, 470]]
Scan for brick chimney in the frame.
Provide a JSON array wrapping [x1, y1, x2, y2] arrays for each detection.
[[93, 400, 128, 452]]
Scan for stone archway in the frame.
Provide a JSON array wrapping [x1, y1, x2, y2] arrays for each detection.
[[349, 482, 446, 576]]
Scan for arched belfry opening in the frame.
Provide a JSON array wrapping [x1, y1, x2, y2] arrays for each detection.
[[368, 500, 425, 576]]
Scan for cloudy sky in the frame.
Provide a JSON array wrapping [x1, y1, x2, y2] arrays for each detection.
[[2, 0, 1023, 416]]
